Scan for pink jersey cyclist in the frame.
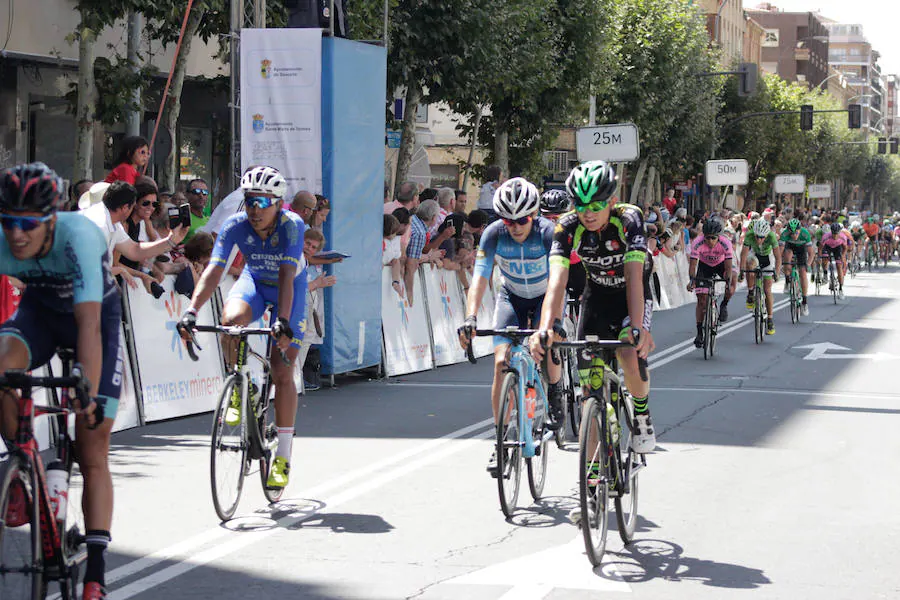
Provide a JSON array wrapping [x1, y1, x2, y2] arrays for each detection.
[[691, 234, 733, 267], [821, 231, 847, 250]]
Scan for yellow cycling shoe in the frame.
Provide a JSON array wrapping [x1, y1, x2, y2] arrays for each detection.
[[766, 319, 775, 335], [225, 396, 241, 426], [266, 456, 291, 489]]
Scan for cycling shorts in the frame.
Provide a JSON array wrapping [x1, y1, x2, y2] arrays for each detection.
[[782, 245, 808, 268], [227, 270, 307, 349], [566, 262, 586, 302], [695, 263, 727, 293], [822, 245, 844, 262], [0, 292, 123, 419], [577, 282, 653, 341], [492, 286, 543, 348], [749, 252, 775, 276]]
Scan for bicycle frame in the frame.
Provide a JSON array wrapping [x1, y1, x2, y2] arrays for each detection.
[[505, 343, 550, 460]]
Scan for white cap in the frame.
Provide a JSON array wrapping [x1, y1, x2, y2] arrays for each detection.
[[78, 182, 110, 210]]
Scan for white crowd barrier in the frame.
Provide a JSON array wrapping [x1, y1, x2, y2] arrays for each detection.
[[422, 265, 468, 367], [381, 267, 433, 376]]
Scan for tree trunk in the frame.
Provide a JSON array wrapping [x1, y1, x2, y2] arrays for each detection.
[[162, 9, 204, 192], [494, 123, 509, 176], [73, 18, 97, 181], [461, 105, 483, 192], [630, 159, 648, 206], [393, 82, 420, 197]]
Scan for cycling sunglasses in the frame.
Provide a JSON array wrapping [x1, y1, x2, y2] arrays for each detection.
[[245, 196, 277, 209], [502, 216, 531, 227], [704, 235, 719, 241], [190, 188, 209, 196], [0, 214, 53, 232], [574, 200, 609, 213]]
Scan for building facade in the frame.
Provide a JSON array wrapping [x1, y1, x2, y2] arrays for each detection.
[[699, 0, 747, 66], [823, 22, 884, 134], [742, 13, 764, 67], [0, 0, 228, 191], [747, 8, 830, 89]]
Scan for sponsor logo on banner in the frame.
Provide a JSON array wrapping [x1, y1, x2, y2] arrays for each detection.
[[164, 292, 184, 359], [439, 276, 453, 320], [252, 114, 265, 133], [260, 59, 272, 79], [399, 298, 409, 328]]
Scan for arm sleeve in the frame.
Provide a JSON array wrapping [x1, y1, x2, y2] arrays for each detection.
[[210, 217, 238, 267], [473, 224, 499, 279], [280, 218, 304, 268], [72, 226, 107, 305]]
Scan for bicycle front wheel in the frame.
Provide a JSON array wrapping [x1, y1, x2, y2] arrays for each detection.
[[753, 288, 763, 345], [527, 386, 550, 501], [0, 455, 44, 600], [210, 374, 248, 521], [567, 347, 583, 441], [578, 397, 610, 566], [496, 371, 522, 518], [614, 396, 640, 544]]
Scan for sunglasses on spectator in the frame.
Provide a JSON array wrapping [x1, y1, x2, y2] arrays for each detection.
[[502, 216, 531, 227], [0, 214, 53, 232], [140, 200, 160, 208], [190, 188, 209, 196], [246, 196, 276, 209], [575, 200, 609, 213]]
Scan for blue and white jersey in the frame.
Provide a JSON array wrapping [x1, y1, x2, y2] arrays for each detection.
[[0, 212, 117, 312], [210, 210, 306, 287], [473, 217, 554, 299]]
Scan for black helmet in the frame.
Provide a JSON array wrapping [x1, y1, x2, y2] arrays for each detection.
[[830, 222, 842, 235], [702, 216, 724, 236], [540, 189, 571, 215], [0, 162, 63, 215]]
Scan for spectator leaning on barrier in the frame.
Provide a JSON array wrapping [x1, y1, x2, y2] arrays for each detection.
[[118, 176, 166, 297], [299, 228, 336, 392], [291, 191, 316, 225], [81, 181, 189, 290], [384, 181, 419, 215], [104, 135, 149, 185], [404, 199, 442, 305], [429, 187, 455, 237], [174, 232, 215, 297], [384, 214, 404, 298], [184, 179, 210, 242]]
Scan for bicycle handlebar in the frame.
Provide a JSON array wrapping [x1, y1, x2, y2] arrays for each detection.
[[182, 325, 290, 366], [0, 369, 95, 423]]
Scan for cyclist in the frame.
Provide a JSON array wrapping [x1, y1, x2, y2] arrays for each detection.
[[820, 222, 847, 299], [850, 221, 865, 267], [0, 163, 121, 600], [528, 160, 656, 454], [863, 217, 880, 265], [740, 219, 781, 335], [687, 216, 733, 348], [178, 166, 305, 490], [541, 188, 585, 305], [458, 177, 560, 474], [779, 218, 815, 316], [880, 220, 894, 264]]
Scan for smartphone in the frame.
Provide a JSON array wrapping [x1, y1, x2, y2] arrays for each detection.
[[168, 203, 191, 229]]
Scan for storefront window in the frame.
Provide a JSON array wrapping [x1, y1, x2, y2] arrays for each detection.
[[180, 127, 212, 183]]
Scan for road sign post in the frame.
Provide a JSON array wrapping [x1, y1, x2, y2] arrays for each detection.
[[575, 123, 640, 163]]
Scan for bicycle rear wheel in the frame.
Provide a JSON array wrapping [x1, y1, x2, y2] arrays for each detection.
[[614, 396, 640, 544], [578, 397, 610, 566], [0, 455, 44, 600], [753, 287, 763, 344], [709, 296, 718, 357], [789, 277, 798, 323], [526, 385, 549, 501], [496, 371, 522, 518], [210, 374, 248, 521], [258, 400, 284, 503]]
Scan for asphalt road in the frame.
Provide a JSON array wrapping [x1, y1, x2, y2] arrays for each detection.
[[62, 264, 900, 600]]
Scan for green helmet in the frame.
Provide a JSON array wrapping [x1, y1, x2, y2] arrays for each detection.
[[565, 160, 617, 209], [787, 218, 801, 232]]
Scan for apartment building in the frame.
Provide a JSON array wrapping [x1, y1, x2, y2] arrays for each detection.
[[743, 13, 764, 67], [746, 7, 830, 89], [0, 0, 227, 187], [698, 0, 747, 66], [824, 22, 885, 134]]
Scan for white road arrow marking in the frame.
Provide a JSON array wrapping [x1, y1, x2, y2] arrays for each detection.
[[446, 536, 631, 596], [793, 342, 900, 361]]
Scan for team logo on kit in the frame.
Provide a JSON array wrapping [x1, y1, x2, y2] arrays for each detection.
[[246, 234, 255, 246], [606, 240, 620, 251], [260, 59, 272, 79], [270, 232, 279, 247], [252, 114, 265, 133]]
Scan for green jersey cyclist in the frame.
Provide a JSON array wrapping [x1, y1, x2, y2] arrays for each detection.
[[779, 218, 815, 316], [529, 160, 656, 454], [741, 218, 781, 335], [0, 163, 121, 600], [177, 166, 306, 490]]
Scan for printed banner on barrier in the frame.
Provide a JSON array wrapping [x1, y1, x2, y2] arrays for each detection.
[[473, 283, 495, 359], [114, 323, 141, 432], [128, 279, 224, 422], [382, 267, 432, 376], [422, 265, 467, 367], [241, 28, 323, 196]]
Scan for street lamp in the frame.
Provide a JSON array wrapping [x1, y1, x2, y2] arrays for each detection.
[[815, 72, 845, 93]]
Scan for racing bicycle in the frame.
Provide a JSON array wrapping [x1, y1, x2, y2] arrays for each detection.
[[182, 323, 285, 521], [693, 276, 727, 360], [742, 268, 768, 344], [466, 328, 555, 518], [553, 336, 648, 566], [785, 261, 803, 324], [0, 349, 95, 599]]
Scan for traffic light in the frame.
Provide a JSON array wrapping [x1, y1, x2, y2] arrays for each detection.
[[800, 105, 814, 131], [878, 138, 887, 154], [848, 104, 862, 129], [892, 138, 899, 154], [738, 63, 758, 97]]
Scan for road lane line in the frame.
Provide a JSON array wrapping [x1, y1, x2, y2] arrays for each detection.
[[108, 429, 495, 599], [103, 417, 494, 588], [652, 386, 900, 401]]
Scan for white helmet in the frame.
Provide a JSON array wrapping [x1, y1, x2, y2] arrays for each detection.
[[492, 177, 539, 220], [241, 166, 287, 198], [752, 219, 771, 237]]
